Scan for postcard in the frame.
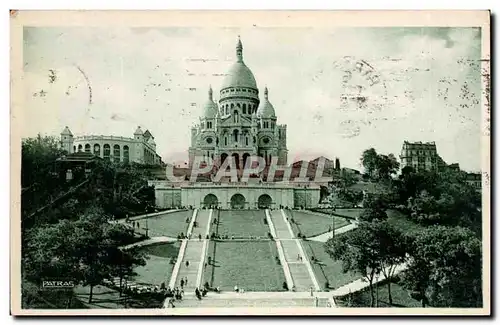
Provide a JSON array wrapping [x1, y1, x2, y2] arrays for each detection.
[[10, 10, 490, 316]]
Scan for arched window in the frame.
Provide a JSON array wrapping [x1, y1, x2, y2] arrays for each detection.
[[224, 137, 227, 146], [113, 144, 121, 163], [84, 144, 91, 153], [73, 145, 76, 153], [243, 103, 247, 114], [103, 144, 111, 160], [77, 144, 83, 152], [234, 111, 239, 123], [93, 144, 100, 156], [245, 137, 248, 146], [233, 129, 239, 143], [123, 145, 129, 163]]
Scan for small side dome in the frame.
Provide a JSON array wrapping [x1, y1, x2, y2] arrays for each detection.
[[257, 87, 276, 118], [61, 126, 73, 136], [134, 126, 143, 135], [202, 86, 218, 118]]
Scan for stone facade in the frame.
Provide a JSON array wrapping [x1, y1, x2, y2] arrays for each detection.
[[150, 37, 321, 209], [150, 181, 320, 209], [60, 126, 163, 165], [188, 37, 288, 169]]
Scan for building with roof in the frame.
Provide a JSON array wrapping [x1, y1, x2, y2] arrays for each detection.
[[399, 141, 444, 173], [60, 126, 163, 165], [399, 141, 465, 174], [152, 37, 322, 210], [188, 36, 288, 170]]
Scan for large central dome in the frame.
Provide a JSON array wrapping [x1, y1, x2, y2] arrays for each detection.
[[220, 37, 258, 91], [221, 62, 257, 89]]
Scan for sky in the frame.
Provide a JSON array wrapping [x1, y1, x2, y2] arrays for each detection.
[[22, 26, 483, 172]]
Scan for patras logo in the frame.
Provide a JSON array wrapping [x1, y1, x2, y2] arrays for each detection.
[[42, 280, 75, 288]]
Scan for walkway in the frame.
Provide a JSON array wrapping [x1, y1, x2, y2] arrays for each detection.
[[172, 209, 212, 292], [269, 210, 293, 239], [168, 209, 198, 289], [330, 263, 408, 297], [268, 209, 320, 292], [265, 210, 294, 291], [167, 291, 333, 308], [116, 209, 182, 223], [308, 223, 358, 242], [120, 236, 177, 250]]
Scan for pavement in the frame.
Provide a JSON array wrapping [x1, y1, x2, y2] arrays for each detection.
[[308, 223, 359, 242], [120, 236, 178, 250]]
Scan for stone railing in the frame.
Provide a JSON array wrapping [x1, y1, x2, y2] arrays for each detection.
[[74, 135, 135, 142]]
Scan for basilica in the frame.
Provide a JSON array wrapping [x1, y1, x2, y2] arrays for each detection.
[[188, 37, 288, 170], [151, 37, 322, 210]]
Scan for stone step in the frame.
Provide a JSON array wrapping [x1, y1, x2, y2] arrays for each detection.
[[280, 240, 302, 262], [169, 296, 330, 308], [270, 211, 292, 239], [288, 263, 315, 292]]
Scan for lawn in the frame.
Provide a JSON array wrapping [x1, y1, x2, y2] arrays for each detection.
[[313, 208, 363, 220], [203, 240, 286, 292], [215, 210, 270, 238], [286, 210, 351, 238], [336, 279, 421, 308], [301, 240, 360, 290], [133, 242, 181, 286], [386, 209, 423, 233], [139, 210, 192, 237]]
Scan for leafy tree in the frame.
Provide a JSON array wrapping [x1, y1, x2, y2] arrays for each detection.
[[361, 148, 379, 178], [325, 222, 384, 307], [335, 187, 364, 205], [402, 225, 482, 308], [376, 154, 400, 180], [21, 134, 64, 189], [376, 222, 408, 305], [360, 148, 399, 181], [359, 195, 388, 222], [23, 206, 147, 306]]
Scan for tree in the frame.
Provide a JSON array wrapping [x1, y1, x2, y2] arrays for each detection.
[[325, 222, 384, 307], [104, 222, 147, 295], [376, 222, 407, 305], [361, 149, 400, 181], [402, 225, 482, 308], [21, 134, 64, 189], [361, 148, 379, 178], [376, 154, 400, 180], [359, 195, 388, 222]]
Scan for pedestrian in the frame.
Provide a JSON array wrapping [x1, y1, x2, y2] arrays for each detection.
[[297, 254, 300, 261], [185, 277, 188, 286], [310, 286, 313, 297], [180, 278, 185, 288], [186, 260, 190, 267]]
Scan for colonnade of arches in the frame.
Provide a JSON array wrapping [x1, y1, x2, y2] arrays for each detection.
[[74, 143, 130, 163], [202, 193, 274, 209]]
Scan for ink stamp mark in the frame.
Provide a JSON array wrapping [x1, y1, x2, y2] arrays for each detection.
[[333, 56, 389, 138]]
